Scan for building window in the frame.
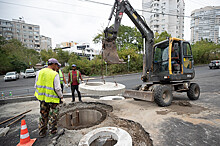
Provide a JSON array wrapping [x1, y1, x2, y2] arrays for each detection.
[[28, 26, 32, 30], [23, 26, 26, 29]]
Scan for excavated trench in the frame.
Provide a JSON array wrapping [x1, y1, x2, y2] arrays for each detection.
[[57, 102, 153, 146]]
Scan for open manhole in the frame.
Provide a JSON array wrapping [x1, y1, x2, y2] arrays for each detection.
[[59, 108, 107, 130], [79, 127, 132, 146], [85, 82, 103, 86], [90, 136, 117, 146]]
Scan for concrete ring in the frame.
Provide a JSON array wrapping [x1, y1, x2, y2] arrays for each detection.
[[100, 96, 125, 100], [78, 127, 132, 146], [79, 82, 126, 96]]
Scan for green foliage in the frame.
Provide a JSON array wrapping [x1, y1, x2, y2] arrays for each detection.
[[93, 25, 143, 51], [191, 40, 220, 64], [154, 31, 171, 43], [57, 48, 69, 66], [0, 37, 40, 74], [40, 49, 57, 63]]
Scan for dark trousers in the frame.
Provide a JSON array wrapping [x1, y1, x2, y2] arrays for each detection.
[[39, 101, 59, 135], [71, 85, 81, 101], [61, 84, 63, 93]]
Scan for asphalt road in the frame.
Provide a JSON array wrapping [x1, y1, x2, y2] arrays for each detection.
[[0, 65, 220, 146]]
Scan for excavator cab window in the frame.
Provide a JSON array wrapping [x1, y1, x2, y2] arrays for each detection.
[[153, 41, 169, 74], [171, 42, 181, 73], [183, 42, 193, 69]]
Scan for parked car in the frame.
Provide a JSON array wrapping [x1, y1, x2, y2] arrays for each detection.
[[4, 72, 17, 81], [15, 71, 19, 79], [209, 60, 220, 69], [24, 69, 36, 78]]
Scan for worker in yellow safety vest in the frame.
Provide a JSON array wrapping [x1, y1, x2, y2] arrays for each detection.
[[57, 63, 68, 93], [34, 58, 64, 137], [68, 64, 83, 102]]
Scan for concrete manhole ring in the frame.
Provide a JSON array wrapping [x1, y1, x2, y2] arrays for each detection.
[[78, 127, 132, 146], [79, 82, 126, 96], [58, 107, 107, 130], [100, 96, 125, 100]]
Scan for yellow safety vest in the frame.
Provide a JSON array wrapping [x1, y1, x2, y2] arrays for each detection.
[[59, 69, 64, 84], [70, 70, 79, 84], [34, 68, 60, 103]]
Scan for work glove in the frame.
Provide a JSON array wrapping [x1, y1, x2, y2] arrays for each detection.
[[65, 84, 68, 88], [60, 98, 65, 104]]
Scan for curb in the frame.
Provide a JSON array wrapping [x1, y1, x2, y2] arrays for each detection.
[[0, 94, 105, 105]]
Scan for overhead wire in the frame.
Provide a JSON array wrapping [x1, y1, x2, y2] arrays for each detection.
[[0, 0, 219, 20], [0, 0, 105, 19]]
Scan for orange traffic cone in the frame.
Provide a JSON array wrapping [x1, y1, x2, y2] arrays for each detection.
[[17, 119, 36, 146]]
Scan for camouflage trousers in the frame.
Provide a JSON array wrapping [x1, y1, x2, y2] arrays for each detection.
[[39, 101, 59, 136]]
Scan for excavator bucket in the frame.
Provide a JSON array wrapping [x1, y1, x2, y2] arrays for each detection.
[[102, 39, 126, 64]]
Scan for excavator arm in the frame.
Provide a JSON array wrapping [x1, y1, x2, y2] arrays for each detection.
[[103, 0, 154, 81]]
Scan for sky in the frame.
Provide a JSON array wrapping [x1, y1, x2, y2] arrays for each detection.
[[0, 0, 220, 49]]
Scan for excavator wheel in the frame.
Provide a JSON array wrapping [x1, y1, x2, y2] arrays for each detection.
[[154, 85, 173, 107], [187, 83, 200, 100]]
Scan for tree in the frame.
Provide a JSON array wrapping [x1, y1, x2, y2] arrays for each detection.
[[93, 25, 143, 51], [154, 31, 171, 43], [0, 37, 40, 74], [40, 49, 57, 63], [57, 48, 69, 66], [191, 40, 220, 64]]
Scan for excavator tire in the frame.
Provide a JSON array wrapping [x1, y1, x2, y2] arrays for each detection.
[[154, 85, 173, 107], [187, 83, 200, 100]]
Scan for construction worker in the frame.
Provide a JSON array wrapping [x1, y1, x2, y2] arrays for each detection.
[[68, 64, 83, 102], [57, 63, 68, 93], [34, 58, 64, 137]]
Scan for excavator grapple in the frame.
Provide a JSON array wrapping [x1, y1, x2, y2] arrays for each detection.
[[102, 39, 125, 64]]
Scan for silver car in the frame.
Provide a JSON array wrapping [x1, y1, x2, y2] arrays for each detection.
[[4, 72, 17, 81], [24, 69, 36, 78]]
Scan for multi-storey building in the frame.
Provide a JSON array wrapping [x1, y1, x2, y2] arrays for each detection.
[[191, 6, 220, 43], [55, 42, 100, 60], [142, 0, 185, 39], [40, 35, 52, 51], [0, 18, 51, 50], [0, 19, 13, 40]]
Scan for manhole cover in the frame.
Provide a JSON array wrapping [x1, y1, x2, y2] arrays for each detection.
[[59, 108, 107, 130]]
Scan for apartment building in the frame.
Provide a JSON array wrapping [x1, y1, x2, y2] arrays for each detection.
[[0, 18, 52, 50], [40, 35, 52, 51], [142, 0, 185, 39], [55, 42, 100, 60], [191, 6, 220, 43]]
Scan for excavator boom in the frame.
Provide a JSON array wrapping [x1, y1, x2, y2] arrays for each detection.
[[102, 0, 154, 80]]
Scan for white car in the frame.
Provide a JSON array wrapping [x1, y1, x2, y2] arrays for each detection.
[[24, 69, 36, 78], [4, 72, 17, 81]]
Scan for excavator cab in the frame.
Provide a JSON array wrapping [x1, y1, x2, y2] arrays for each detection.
[[151, 37, 195, 82]]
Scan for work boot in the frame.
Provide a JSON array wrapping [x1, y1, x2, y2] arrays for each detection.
[[39, 131, 46, 138]]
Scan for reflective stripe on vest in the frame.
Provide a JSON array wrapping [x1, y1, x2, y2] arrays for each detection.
[[34, 68, 60, 103], [59, 69, 64, 84], [70, 70, 79, 84]]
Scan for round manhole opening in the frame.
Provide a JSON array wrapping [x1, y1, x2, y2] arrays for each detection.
[[59, 108, 107, 130], [90, 136, 117, 146], [85, 82, 103, 86]]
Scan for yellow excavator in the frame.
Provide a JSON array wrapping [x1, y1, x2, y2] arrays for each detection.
[[102, 0, 200, 107]]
